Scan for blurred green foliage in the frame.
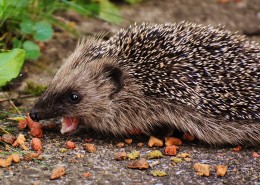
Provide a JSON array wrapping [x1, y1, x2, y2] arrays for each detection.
[[0, 0, 126, 61], [125, 0, 141, 4], [63, 0, 122, 24], [0, 0, 141, 88], [24, 81, 47, 96]]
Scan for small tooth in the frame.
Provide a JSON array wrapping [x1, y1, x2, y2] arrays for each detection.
[[60, 120, 67, 134], [60, 129, 66, 134]]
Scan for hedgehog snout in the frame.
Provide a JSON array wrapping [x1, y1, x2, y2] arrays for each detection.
[[29, 108, 42, 122]]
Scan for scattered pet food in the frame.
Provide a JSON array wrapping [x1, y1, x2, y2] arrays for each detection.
[[31, 138, 42, 153], [66, 141, 76, 149], [127, 150, 140, 160], [124, 139, 133, 144], [116, 142, 125, 148], [127, 158, 149, 170], [1, 134, 16, 144], [83, 144, 97, 153], [83, 172, 91, 178], [233, 146, 242, 152], [146, 150, 163, 159], [148, 136, 163, 147], [50, 166, 66, 180], [164, 145, 179, 156], [151, 170, 167, 177], [137, 143, 144, 147], [114, 151, 127, 161], [194, 163, 210, 176], [12, 134, 29, 150], [165, 137, 182, 146], [214, 165, 228, 177], [182, 133, 195, 141]]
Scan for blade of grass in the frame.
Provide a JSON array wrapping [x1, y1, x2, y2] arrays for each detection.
[[61, 0, 126, 25], [0, 127, 10, 134], [2, 92, 21, 115]]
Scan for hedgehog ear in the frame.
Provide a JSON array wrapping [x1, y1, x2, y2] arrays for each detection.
[[103, 64, 124, 98]]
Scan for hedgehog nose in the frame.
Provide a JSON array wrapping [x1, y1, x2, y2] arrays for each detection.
[[29, 109, 41, 122]]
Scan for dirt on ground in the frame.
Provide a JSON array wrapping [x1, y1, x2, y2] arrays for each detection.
[[0, 0, 260, 184]]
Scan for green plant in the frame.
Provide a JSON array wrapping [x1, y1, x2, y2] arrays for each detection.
[[24, 81, 47, 96], [0, 48, 25, 87], [0, 0, 123, 60], [0, 0, 125, 89], [1, 0, 66, 60], [125, 0, 141, 4]]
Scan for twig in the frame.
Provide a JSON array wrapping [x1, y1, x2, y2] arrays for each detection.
[[2, 92, 21, 115], [0, 94, 36, 103]]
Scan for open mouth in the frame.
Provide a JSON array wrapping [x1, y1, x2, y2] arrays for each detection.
[[61, 117, 79, 134]]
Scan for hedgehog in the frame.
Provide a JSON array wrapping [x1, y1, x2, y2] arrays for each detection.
[[29, 22, 260, 145]]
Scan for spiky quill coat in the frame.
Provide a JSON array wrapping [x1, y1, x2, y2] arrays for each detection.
[[31, 22, 260, 145]]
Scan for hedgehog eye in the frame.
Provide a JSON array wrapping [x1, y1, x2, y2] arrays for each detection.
[[69, 92, 81, 104]]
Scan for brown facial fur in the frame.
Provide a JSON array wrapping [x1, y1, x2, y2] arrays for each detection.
[[31, 22, 260, 145]]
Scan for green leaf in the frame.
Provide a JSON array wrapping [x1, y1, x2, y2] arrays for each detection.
[[20, 20, 34, 34], [0, 49, 25, 87], [22, 40, 40, 60], [7, 116, 26, 121], [33, 21, 53, 41], [7, 0, 29, 8], [99, 0, 122, 24], [84, 2, 100, 15], [12, 38, 22, 48], [0, 0, 6, 6]]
